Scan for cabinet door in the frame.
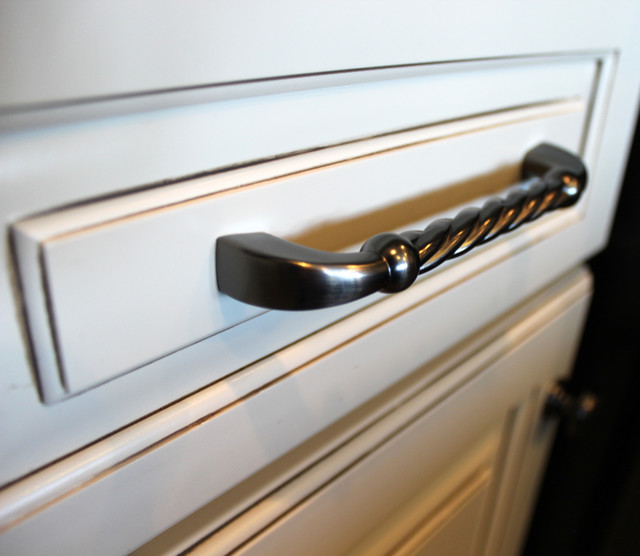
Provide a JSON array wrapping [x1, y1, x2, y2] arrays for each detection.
[[388, 388, 560, 556], [174, 269, 591, 556]]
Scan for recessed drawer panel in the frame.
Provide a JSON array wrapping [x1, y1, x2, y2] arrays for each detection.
[[12, 61, 598, 402]]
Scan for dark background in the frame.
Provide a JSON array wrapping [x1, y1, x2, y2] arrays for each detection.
[[524, 113, 640, 555]]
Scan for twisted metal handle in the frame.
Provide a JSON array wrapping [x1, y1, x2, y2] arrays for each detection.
[[216, 143, 587, 310]]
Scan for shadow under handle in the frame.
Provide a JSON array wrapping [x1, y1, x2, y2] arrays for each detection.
[[216, 143, 587, 310]]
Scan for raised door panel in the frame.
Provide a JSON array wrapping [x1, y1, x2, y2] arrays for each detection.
[[225, 395, 502, 556], [394, 483, 490, 556]]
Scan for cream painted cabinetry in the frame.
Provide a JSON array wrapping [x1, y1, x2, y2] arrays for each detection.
[[1, 2, 640, 554], [163, 270, 592, 556]]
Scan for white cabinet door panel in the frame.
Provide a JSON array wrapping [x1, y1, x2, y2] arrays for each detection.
[[180, 271, 592, 556]]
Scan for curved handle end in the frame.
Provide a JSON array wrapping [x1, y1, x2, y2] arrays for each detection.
[[216, 233, 389, 310]]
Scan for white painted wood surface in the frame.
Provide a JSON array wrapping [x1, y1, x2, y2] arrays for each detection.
[[393, 482, 491, 556], [0, 4, 638, 487], [491, 391, 562, 556], [1, 3, 640, 554], [229, 416, 499, 556], [171, 271, 592, 556]]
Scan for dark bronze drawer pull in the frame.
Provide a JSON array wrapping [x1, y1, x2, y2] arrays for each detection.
[[216, 143, 587, 310]]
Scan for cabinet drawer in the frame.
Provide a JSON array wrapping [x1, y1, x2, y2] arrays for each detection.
[[12, 58, 599, 402]]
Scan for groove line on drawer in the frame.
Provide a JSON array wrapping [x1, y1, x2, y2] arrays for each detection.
[[1, 51, 607, 119]]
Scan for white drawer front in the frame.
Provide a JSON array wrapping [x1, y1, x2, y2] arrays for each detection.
[[13, 78, 594, 401]]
